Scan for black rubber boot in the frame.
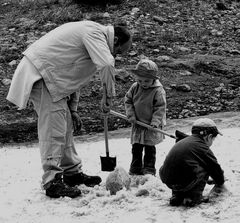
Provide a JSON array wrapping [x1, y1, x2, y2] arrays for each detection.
[[46, 175, 81, 198], [64, 172, 102, 187], [169, 191, 184, 206]]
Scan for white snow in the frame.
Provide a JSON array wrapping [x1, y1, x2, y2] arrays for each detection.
[[1, 112, 240, 223]]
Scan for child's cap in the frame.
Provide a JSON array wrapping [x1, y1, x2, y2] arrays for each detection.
[[191, 118, 223, 136], [129, 59, 159, 79]]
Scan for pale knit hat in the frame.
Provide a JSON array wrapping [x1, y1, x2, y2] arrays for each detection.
[[129, 59, 159, 79], [192, 118, 222, 136]]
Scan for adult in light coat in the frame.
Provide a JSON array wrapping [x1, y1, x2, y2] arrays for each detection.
[[7, 20, 132, 198]]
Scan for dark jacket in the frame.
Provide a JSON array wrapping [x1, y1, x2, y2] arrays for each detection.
[[160, 135, 224, 190]]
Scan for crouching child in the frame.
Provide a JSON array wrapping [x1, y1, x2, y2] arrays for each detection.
[[159, 118, 225, 207]]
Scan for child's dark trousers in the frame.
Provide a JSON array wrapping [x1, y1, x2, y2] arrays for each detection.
[[129, 143, 156, 175]]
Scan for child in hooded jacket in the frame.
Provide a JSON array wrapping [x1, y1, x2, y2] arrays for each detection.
[[125, 59, 167, 175]]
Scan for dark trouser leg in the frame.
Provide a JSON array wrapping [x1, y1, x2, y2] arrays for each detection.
[[170, 190, 185, 206], [143, 145, 156, 175], [184, 173, 209, 206], [129, 143, 143, 175]]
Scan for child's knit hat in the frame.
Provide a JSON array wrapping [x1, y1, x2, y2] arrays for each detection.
[[129, 59, 159, 79]]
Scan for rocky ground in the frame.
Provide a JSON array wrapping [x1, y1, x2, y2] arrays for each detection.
[[1, 0, 240, 145]]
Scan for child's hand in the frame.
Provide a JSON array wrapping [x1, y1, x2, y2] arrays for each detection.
[[209, 184, 228, 197], [128, 116, 136, 124]]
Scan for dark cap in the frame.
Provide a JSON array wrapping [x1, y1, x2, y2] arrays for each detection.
[[191, 118, 223, 136]]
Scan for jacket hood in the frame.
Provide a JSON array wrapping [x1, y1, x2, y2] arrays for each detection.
[[152, 79, 162, 87], [135, 79, 163, 89]]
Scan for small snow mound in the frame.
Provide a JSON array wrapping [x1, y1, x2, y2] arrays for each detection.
[[105, 166, 131, 195]]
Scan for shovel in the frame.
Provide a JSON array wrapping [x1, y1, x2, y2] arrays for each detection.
[[109, 110, 188, 141], [100, 85, 116, 172], [109, 110, 176, 139]]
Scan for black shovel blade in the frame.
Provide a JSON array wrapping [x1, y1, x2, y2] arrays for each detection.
[[175, 130, 189, 143], [100, 156, 116, 172]]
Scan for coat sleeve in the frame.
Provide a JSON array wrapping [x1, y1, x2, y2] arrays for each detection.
[[67, 91, 80, 112], [151, 87, 167, 127], [82, 32, 116, 98], [204, 149, 225, 185], [124, 84, 136, 119]]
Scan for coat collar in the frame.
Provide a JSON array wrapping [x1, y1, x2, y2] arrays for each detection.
[[136, 79, 163, 89], [105, 25, 114, 54], [151, 79, 162, 88]]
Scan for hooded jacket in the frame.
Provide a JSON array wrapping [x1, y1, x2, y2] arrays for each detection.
[[125, 79, 166, 145]]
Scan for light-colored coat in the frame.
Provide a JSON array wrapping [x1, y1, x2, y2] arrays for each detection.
[[125, 80, 166, 146], [7, 21, 116, 110]]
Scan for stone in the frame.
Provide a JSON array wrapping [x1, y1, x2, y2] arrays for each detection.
[[103, 12, 110, 18], [135, 189, 149, 197], [131, 7, 140, 15], [171, 84, 191, 92], [8, 60, 17, 66], [128, 51, 137, 57], [179, 70, 192, 76], [1, 78, 12, 86], [156, 55, 171, 62], [153, 16, 168, 25]]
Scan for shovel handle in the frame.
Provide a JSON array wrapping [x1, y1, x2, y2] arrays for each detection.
[[110, 110, 176, 139], [104, 115, 110, 156], [103, 84, 110, 157]]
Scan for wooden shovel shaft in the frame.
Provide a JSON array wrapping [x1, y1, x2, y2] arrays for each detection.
[[109, 110, 176, 139], [103, 83, 110, 157], [104, 115, 110, 157]]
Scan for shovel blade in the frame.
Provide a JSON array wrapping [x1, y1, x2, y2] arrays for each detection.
[[100, 156, 116, 172], [175, 130, 189, 143]]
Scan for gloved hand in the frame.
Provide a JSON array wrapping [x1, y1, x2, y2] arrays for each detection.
[[71, 111, 82, 132], [101, 97, 112, 114], [208, 184, 228, 199], [211, 184, 227, 193], [128, 116, 136, 124], [150, 124, 158, 128]]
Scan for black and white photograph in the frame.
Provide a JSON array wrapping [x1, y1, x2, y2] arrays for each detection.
[[1, 0, 240, 222]]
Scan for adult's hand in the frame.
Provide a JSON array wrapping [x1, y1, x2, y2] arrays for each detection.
[[101, 97, 112, 114], [71, 111, 82, 132]]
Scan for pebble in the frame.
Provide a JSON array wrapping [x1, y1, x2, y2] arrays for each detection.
[[135, 189, 150, 197]]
